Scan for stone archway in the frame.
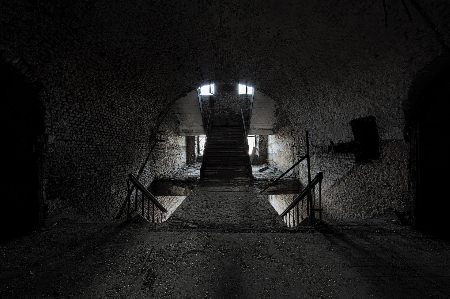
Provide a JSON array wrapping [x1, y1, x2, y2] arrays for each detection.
[[404, 53, 450, 238], [0, 54, 45, 239]]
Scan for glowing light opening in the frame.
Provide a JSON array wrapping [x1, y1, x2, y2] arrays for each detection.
[[247, 135, 256, 155], [238, 84, 254, 95], [198, 135, 206, 156], [199, 84, 215, 95]]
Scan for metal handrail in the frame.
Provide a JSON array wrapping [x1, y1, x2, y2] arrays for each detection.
[[128, 174, 167, 213], [259, 155, 308, 193], [241, 108, 253, 177], [117, 174, 167, 223], [280, 172, 323, 218], [115, 129, 160, 219], [267, 130, 324, 227], [200, 109, 212, 178], [240, 108, 247, 136]]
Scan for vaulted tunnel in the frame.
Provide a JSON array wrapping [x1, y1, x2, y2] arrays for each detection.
[[1, 1, 450, 297], [1, 0, 449, 237]]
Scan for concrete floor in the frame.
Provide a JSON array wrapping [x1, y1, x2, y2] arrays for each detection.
[[1, 179, 450, 298]]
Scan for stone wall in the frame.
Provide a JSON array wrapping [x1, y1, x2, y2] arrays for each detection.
[[267, 118, 410, 220], [267, 125, 298, 172], [320, 140, 410, 219], [42, 92, 187, 220], [1, 0, 449, 228]]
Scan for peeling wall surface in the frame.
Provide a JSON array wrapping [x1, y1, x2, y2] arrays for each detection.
[[249, 91, 277, 135], [320, 141, 410, 219], [172, 90, 204, 136], [1, 0, 450, 232], [267, 130, 296, 172], [268, 122, 411, 220]]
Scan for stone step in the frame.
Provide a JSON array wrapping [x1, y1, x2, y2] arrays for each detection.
[[203, 160, 248, 166], [204, 152, 247, 157], [202, 169, 250, 179], [209, 128, 243, 133], [208, 135, 243, 139], [204, 155, 247, 161], [207, 138, 243, 143], [209, 132, 243, 137], [201, 122, 251, 179], [207, 144, 246, 150], [202, 164, 248, 170]]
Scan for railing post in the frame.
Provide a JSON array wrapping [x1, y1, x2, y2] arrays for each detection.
[[288, 211, 291, 228], [135, 189, 138, 212], [141, 191, 144, 218], [152, 202, 155, 223], [306, 130, 313, 226], [126, 179, 131, 219], [319, 176, 322, 221], [147, 197, 150, 221]]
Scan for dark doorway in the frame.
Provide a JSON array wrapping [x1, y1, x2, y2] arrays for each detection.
[[350, 116, 380, 163], [416, 79, 450, 238], [0, 60, 44, 240]]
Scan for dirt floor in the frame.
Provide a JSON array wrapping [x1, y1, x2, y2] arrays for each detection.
[[1, 215, 450, 298], [1, 174, 450, 298]]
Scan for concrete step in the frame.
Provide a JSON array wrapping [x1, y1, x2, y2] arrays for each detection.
[[207, 144, 246, 150], [202, 169, 251, 178], [208, 135, 243, 139], [207, 139, 243, 144], [208, 133, 243, 138], [204, 156, 247, 162], [204, 152, 247, 158], [203, 160, 248, 166], [201, 123, 251, 179], [209, 128, 243, 133], [202, 164, 248, 170]]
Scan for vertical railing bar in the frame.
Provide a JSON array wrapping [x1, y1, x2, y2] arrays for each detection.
[[319, 177, 322, 221], [314, 185, 317, 226], [147, 196, 150, 220], [152, 202, 155, 223], [135, 189, 138, 211], [295, 204, 298, 227], [127, 180, 131, 218], [293, 205, 295, 227], [141, 191, 144, 218], [290, 210, 292, 227], [306, 130, 313, 225], [289, 210, 292, 228], [292, 206, 295, 227]]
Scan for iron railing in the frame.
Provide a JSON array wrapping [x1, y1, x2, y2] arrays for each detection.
[[280, 172, 323, 227], [241, 108, 253, 177], [261, 130, 324, 227], [199, 109, 212, 178], [115, 129, 163, 220], [117, 174, 167, 222], [259, 155, 308, 193]]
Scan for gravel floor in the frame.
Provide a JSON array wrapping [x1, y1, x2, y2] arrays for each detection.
[[167, 179, 285, 231], [1, 179, 450, 298]]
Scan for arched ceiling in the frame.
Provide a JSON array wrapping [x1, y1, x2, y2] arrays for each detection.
[[1, 0, 449, 141]]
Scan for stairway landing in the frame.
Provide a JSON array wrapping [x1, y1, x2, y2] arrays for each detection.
[[167, 179, 285, 231]]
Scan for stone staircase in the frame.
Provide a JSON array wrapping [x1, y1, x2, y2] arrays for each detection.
[[200, 122, 253, 180]]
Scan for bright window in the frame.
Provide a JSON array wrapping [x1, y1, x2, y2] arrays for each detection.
[[199, 84, 215, 95], [197, 135, 206, 156], [238, 84, 254, 95], [247, 135, 256, 154]]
